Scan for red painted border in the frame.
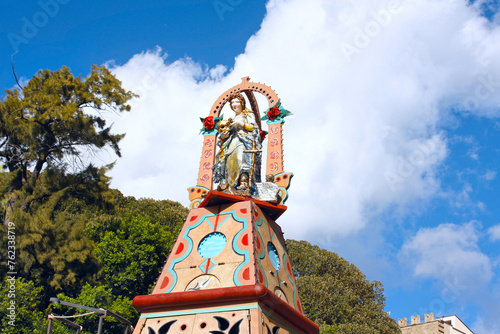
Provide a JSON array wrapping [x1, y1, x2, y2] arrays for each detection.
[[133, 284, 318, 334], [199, 190, 287, 220]]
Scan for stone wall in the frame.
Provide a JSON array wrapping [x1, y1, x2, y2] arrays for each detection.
[[400, 321, 445, 334], [399, 313, 446, 334]]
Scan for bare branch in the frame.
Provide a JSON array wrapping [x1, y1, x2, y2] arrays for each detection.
[[0, 137, 8, 150], [10, 52, 23, 91]]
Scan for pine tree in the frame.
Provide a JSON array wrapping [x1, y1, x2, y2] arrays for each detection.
[[0, 65, 136, 223]]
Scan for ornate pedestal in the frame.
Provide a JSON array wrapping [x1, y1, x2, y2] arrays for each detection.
[[132, 192, 318, 334]]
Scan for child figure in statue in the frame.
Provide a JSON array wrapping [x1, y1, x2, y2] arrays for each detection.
[[213, 94, 262, 196]]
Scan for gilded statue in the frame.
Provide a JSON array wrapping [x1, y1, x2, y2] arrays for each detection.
[[212, 94, 262, 196]]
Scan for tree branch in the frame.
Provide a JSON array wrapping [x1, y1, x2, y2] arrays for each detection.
[[10, 52, 23, 91], [0, 137, 8, 150]]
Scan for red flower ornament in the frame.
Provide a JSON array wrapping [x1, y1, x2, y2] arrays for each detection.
[[267, 105, 281, 120], [204, 116, 215, 130], [199, 115, 223, 134], [259, 130, 267, 141], [260, 101, 291, 122]]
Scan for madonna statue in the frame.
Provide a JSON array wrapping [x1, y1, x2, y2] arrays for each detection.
[[212, 94, 262, 195]]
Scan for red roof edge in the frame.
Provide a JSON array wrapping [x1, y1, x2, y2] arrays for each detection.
[[133, 284, 318, 334]]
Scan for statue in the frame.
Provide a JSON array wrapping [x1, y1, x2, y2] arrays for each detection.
[[212, 93, 262, 196], [189, 77, 294, 209]]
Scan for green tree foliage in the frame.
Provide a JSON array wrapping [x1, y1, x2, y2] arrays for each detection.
[[39, 196, 188, 334], [0, 165, 116, 302], [0, 64, 138, 333], [0, 278, 46, 334], [0, 63, 135, 302], [87, 195, 188, 298], [286, 240, 400, 334], [0, 65, 136, 221], [0, 194, 187, 334]]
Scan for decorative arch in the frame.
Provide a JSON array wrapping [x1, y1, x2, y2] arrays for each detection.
[[207, 76, 279, 130]]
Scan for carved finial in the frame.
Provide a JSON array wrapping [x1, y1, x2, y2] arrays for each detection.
[[241, 76, 250, 83], [411, 315, 421, 325], [424, 313, 434, 322], [398, 318, 407, 327]]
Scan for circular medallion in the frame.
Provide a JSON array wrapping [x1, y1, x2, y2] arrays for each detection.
[[198, 232, 227, 258], [185, 275, 221, 291], [269, 162, 279, 172], [274, 287, 288, 303], [267, 242, 280, 271]]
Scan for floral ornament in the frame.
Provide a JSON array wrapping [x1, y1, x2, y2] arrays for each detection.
[[267, 105, 281, 120], [200, 115, 223, 134], [261, 100, 292, 122], [259, 130, 268, 142], [205, 116, 215, 130]]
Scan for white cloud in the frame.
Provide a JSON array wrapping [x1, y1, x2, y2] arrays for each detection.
[[473, 314, 500, 334], [482, 170, 497, 181], [106, 0, 500, 243], [488, 224, 500, 241], [399, 222, 493, 287]]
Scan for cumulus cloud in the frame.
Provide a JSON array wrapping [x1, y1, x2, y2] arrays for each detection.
[[399, 222, 493, 286], [105, 0, 500, 243]]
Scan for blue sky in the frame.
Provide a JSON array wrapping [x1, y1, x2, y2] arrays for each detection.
[[2, 0, 500, 333], [0, 0, 265, 89]]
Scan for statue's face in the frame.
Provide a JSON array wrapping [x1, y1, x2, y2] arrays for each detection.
[[230, 98, 243, 113]]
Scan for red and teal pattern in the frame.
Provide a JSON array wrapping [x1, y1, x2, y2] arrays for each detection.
[[155, 205, 251, 293]]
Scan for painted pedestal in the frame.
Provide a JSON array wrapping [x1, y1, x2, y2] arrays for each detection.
[[132, 192, 318, 334]]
